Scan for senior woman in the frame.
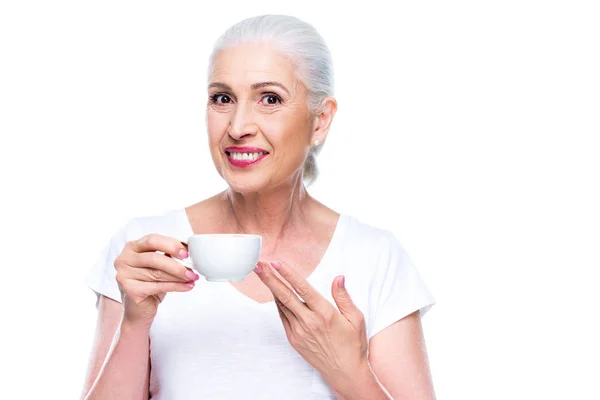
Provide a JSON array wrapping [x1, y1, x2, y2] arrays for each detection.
[[82, 14, 435, 400]]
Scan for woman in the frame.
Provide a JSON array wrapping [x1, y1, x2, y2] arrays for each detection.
[[82, 14, 435, 400]]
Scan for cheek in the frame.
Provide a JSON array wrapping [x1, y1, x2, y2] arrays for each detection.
[[265, 115, 311, 170], [283, 116, 312, 150], [206, 111, 228, 143], [264, 111, 310, 144]]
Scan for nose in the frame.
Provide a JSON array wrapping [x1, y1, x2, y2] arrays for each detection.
[[228, 104, 258, 140]]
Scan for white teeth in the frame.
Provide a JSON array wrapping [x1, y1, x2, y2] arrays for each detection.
[[229, 152, 266, 161]]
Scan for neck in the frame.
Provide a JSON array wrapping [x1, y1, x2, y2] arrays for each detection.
[[222, 176, 312, 240]]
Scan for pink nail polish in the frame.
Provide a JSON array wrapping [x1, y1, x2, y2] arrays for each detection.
[[254, 263, 263, 274], [271, 261, 281, 270], [338, 276, 345, 288], [185, 270, 198, 280], [186, 282, 195, 288], [178, 249, 188, 259]]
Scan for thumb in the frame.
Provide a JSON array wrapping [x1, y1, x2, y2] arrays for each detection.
[[332, 276, 362, 327]]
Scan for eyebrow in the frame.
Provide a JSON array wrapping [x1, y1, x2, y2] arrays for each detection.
[[251, 81, 290, 95], [207, 81, 290, 95]]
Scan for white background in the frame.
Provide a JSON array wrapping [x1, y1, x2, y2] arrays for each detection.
[[1, 1, 598, 399]]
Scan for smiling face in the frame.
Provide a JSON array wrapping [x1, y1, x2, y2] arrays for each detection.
[[206, 43, 317, 194]]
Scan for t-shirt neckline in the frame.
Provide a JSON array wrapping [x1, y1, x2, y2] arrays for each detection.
[[175, 209, 348, 306]]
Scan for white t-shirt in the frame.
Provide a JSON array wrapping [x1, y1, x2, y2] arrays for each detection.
[[86, 209, 435, 399]]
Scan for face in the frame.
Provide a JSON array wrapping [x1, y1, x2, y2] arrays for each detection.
[[206, 43, 318, 193]]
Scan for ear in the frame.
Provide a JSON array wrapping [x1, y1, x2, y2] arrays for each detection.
[[311, 97, 337, 145]]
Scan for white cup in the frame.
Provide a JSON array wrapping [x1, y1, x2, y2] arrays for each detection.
[[174, 234, 262, 282]]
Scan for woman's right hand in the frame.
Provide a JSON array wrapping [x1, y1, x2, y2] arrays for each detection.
[[114, 234, 199, 327]]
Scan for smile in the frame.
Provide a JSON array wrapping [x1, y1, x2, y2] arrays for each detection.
[[225, 147, 270, 168], [228, 151, 268, 161]]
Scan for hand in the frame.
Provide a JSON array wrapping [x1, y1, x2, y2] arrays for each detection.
[[114, 234, 200, 327], [254, 260, 370, 393]]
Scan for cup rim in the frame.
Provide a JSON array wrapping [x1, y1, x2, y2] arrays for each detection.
[[188, 234, 262, 239]]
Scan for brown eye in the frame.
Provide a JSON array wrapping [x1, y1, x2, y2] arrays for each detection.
[[211, 94, 232, 104], [261, 94, 282, 105]]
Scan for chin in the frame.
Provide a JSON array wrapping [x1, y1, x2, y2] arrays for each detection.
[[224, 174, 272, 195]]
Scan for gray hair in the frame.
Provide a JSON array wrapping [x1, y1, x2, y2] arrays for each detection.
[[208, 15, 334, 185]]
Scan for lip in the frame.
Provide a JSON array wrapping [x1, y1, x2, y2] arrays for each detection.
[[224, 146, 270, 168], [225, 146, 268, 153]]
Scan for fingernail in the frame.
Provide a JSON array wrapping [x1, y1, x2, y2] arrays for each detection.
[[178, 249, 188, 259], [185, 270, 198, 280], [254, 263, 263, 274], [338, 276, 345, 288], [271, 261, 281, 270], [186, 282, 195, 288]]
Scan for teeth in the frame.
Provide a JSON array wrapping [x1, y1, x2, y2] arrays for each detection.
[[229, 152, 266, 161]]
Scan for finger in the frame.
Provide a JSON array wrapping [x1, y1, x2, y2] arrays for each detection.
[[274, 298, 294, 333], [331, 275, 364, 329], [123, 280, 195, 300], [136, 268, 190, 283], [270, 260, 327, 311], [255, 261, 307, 316], [130, 234, 188, 259], [274, 298, 295, 326], [141, 280, 196, 296], [132, 252, 199, 282]]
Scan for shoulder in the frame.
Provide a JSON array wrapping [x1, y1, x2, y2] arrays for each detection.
[[335, 214, 417, 288], [185, 194, 231, 232], [340, 214, 401, 257]]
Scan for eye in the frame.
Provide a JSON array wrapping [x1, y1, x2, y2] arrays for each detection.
[[260, 93, 282, 105], [210, 94, 233, 104]]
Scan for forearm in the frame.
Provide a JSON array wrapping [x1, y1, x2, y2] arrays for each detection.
[[335, 382, 391, 400], [84, 320, 151, 400], [333, 363, 393, 400]]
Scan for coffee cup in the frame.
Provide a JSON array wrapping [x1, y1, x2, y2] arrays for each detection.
[[173, 234, 262, 282]]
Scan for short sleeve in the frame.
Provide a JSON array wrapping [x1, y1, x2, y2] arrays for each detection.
[[367, 232, 435, 339], [84, 218, 143, 306]]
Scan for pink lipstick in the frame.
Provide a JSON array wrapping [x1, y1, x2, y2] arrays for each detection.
[[225, 146, 269, 168]]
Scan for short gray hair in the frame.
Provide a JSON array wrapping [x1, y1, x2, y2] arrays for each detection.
[[208, 15, 334, 185]]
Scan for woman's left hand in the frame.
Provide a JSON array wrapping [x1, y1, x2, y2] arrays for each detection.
[[254, 260, 371, 393]]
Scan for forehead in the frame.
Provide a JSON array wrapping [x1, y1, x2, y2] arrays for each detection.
[[210, 43, 298, 88]]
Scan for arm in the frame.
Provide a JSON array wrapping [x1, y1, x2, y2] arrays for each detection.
[[331, 364, 392, 400], [80, 296, 150, 400], [369, 311, 435, 400], [82, 234, 197, 399]]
